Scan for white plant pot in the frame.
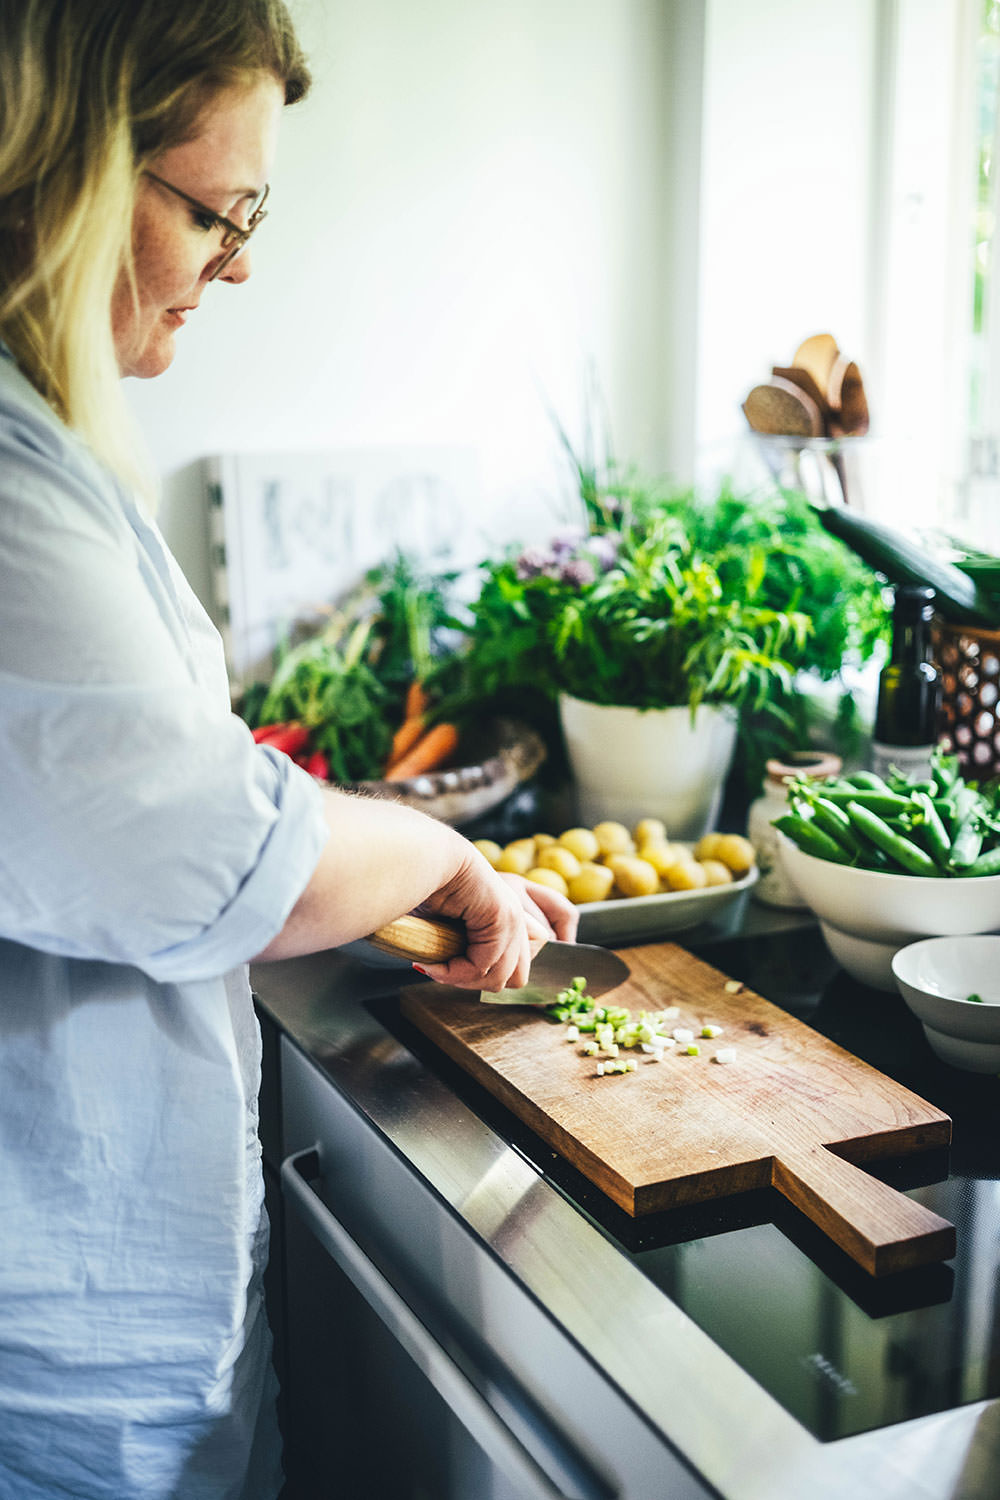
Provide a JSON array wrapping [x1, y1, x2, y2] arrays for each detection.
[[557, 694, 739, 841]]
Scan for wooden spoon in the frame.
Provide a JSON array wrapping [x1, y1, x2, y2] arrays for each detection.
[[826, 354, 870, 436], [743, 375, 824, 437], [791, 332, 840, 400], [772, 364, 833, 432]]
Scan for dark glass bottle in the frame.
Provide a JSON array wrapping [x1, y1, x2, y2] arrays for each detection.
[[871, 585, 942, 782]]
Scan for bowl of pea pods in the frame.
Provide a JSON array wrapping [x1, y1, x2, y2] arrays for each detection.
[[772, 750, 1000, 992]]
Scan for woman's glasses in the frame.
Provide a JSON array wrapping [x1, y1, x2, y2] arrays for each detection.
[[143, 171, 270, 279]]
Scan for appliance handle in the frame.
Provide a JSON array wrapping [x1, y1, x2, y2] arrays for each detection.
[[281, 1145, 615, 1500]]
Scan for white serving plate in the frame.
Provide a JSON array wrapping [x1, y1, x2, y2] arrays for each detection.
[[575, 860, 758, 946]]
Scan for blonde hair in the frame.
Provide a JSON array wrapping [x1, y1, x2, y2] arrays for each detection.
[[0, 0, 310, 487]]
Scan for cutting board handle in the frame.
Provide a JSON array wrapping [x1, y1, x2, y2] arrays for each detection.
[[773, 1143, 956, 1277], [368, 914, 466, 963]]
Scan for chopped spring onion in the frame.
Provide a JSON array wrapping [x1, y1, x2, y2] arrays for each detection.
[[546, 979, 725, 1075], [715, 1047, 737, 1065]]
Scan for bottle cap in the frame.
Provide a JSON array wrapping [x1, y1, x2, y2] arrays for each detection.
[[894, 584, 936, 615]]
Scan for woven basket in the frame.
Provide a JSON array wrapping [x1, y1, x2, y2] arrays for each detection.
[[935, 619, 1000, 779]]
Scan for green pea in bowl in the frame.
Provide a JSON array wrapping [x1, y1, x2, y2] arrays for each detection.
[[775, 836, 1000, 991]]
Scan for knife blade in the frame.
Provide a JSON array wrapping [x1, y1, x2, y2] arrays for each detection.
[[367, 914, 630, 1006]]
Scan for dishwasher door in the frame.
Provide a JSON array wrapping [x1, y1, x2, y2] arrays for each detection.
[[278, 1036, 710, 1500]]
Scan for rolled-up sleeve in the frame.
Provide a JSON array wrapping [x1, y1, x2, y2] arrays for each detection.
[[0, 355, 330, 982]]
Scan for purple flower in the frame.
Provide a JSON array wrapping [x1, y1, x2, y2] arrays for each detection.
[[559, 557, 597, 588], [585, 533, 621, 572], [514, 546, 551, 580], [549, 527, 586, 557]]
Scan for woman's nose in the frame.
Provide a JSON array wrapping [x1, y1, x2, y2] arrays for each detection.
[[218, 250, 253, 285]]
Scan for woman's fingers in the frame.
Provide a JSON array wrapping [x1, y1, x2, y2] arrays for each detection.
[[500, 872, 580, 947], [413, 855, 579, 991]]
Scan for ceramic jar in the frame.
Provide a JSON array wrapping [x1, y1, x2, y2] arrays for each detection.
[[748, 750, 843, 908]]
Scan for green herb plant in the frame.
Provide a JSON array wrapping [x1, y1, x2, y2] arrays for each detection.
[[248, 552, 458, 783]]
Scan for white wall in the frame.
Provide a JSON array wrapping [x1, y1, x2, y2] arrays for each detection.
[[694, 0, 879, 491], [129, 0, 704, 608], [695, 0, 983, 533], [129, 0, 983, 613]]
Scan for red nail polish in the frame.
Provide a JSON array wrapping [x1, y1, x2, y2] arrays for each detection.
[[413, 964, 428, 975]]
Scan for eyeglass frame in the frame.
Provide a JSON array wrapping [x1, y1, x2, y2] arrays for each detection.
[[143, 170, 270, 279]]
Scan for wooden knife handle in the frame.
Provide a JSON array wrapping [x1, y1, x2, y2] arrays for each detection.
[[368, 913, 466, 963]]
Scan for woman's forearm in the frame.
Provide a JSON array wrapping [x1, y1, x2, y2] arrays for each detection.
[[252, 787, 578, 990], [254, 789, 475, 961]]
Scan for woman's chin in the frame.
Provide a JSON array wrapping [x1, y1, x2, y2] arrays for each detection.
[[118, 329, 177, 381]]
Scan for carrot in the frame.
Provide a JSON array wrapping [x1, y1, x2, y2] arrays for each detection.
[[385, 713, 426, 772], [384, 679, 435, 773], [384, 722, 460, 782], [404, 680, 429, 721]]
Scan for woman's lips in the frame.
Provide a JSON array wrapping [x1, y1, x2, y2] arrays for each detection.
[[166, 306, 196, 326]]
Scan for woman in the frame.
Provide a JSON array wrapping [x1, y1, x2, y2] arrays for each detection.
[[0, 4, 577, 1497]]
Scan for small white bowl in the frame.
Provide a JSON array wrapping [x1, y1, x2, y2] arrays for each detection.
[[892, 936, 1000, 1072], [776, 835, 1000, 991]]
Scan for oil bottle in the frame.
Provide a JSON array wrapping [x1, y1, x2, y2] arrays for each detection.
[[870, 585, 941, 783]]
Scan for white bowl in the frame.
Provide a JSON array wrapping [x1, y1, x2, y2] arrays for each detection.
[[892, 936, 1000, 1072], [776, 835, 1000, 991]]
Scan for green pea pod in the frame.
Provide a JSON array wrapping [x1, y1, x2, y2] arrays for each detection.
[[932, 752, 960, 797], [791, 792, 864, 855], [845, 801, 940, 876], [949, 816, 984, 870], [958, 845, 1000, 877], [819, 790, 912, 816], [771, 815, 853, 865], [842, 771, 891, 791], [912, 791, 950, 867], [931, 797, 958, 829]]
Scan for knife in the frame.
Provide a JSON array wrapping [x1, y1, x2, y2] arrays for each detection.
[[367, 913, 630, 1006]]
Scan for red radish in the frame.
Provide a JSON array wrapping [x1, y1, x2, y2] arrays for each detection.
[[304, 750, 330, 781], [258, 723, 311, 757]]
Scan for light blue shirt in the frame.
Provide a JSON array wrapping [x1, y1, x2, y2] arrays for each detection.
[[0, 347, 329, 1499]]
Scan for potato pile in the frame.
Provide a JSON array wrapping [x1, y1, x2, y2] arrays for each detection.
[[473, 819, 756, 905]]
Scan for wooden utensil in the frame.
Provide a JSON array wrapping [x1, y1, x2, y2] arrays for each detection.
[[826, 354, 870, 436], [368, 913, 630, 1006], [742, 376, 824, 437], [772, 364, 832, 428], [400, 941, 956, 1277], [791, 332, 841, 399]]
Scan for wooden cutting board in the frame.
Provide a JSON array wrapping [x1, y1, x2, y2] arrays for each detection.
[[400, 942, 956, 1277]]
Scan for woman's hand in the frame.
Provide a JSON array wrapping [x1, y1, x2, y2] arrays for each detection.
[[415, 866, 578, 992], [499, 871, 579, 949]]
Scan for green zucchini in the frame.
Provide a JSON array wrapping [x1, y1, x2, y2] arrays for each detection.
[[953, 556, 1000, 605], [816, 506, 998, 627]]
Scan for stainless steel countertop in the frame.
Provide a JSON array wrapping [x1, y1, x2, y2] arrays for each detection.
[[252, 906, 1000, 1500]]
